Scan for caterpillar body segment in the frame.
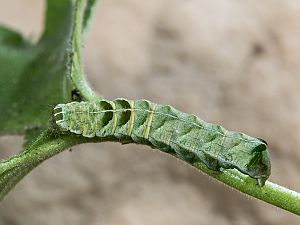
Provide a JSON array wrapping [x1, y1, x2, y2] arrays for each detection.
[[53, 98, 271, 186]]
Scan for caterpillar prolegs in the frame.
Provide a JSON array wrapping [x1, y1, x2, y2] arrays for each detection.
[[53, 98, 271, 186]]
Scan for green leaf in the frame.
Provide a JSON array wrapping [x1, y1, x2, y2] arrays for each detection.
[[0, 0, 99, 198], [23, 127, 46, 149], [0, 1, 71, 135], [0, 0, 99, 136]]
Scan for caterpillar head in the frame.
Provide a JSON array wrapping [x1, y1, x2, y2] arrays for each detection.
[[53, 104, 68, 131], [246, 141, 271, 186]]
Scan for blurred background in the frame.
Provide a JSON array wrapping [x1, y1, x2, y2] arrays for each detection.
[[0, 0, 300, 224]]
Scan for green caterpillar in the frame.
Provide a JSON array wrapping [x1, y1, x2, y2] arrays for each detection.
[[53, 98, 271, 186]]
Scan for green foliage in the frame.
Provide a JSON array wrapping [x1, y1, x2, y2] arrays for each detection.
[[0, 0, 98, 136], [0, 0, 299, 216], [0, 0, 98, 199], [0, 1, 72, 135]]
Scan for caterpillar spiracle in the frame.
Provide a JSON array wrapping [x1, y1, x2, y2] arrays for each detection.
[[53, 98, 271, 186]]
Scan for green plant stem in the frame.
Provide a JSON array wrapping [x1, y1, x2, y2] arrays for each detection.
[[1, 129, 299, 215], [0, 130, 89, 199], [82, 0, 99, 36], [70, 0, 100, 101], [194, 162, 300, 215]]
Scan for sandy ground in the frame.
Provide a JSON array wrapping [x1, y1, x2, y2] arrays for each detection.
[[0, 0, 300, 224]]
